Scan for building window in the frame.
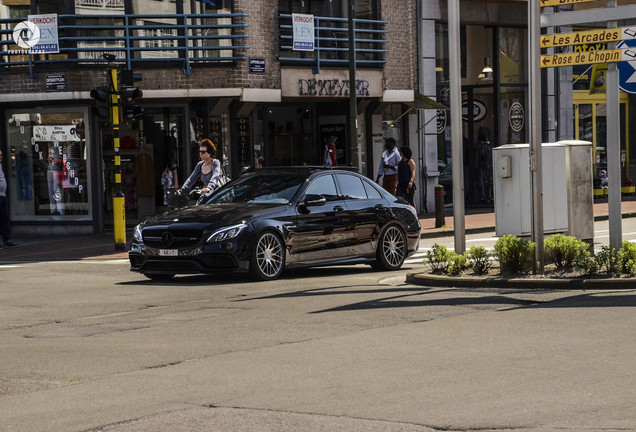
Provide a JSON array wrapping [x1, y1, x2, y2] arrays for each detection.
[[5, 109, 91, 220]]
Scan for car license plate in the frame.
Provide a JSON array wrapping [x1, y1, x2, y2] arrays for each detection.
[[159, 249, 178, 256]]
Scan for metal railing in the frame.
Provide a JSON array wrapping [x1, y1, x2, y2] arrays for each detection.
[[278, 13, 388, 72], [0, 13, 249, 76], [76, 0, 125, 9]]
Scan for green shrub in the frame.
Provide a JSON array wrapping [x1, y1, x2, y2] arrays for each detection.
[[575, 255, 599, 276], [544, 234, 590, 269], [466, 246, 492, 275], [447, 252, 469, 276], [426, 243, 451, 273], [595, 245, 617, 274], [617, 241, 636, 276], [493, 235, 535, 274]]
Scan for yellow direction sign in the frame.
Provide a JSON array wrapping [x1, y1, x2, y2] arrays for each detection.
[[541, 27, 636, 48], [541, 48, 636, 68], [540, 0, 599, 6]]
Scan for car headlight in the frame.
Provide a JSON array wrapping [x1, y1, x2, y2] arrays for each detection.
[[206, 223, 247, 243], [133, 223, 143, 242]]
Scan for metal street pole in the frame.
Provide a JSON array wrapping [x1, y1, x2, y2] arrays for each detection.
[[348, 0, 359, 171], [529, 0, 544, 272], [109, 66, 127, 250], [448, 0, 465, 253], [606, 0, 622, 251]]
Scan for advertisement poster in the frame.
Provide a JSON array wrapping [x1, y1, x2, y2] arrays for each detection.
[[13, 14, 59, 54], [292, 13, 314, 51]]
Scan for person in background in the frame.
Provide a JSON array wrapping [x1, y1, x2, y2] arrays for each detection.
[[396, 146, 416, 205], [0, 150, 18, 248], [375, 138, 400, 195], [179, 139, 222, 196]]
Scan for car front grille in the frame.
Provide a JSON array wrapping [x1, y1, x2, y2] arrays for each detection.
[[142, 228, 203, 249], [134, 255, 238, 273]]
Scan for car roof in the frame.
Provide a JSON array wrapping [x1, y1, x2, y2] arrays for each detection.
[[250, 166, 359, 175]]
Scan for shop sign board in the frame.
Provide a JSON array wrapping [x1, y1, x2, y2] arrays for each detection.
[[509, 102, 525, 133], [617, 40, 636, 94], [280, 68, 383, 97], [540, 0, 599, 6], [461, 100, 487, 122], [540, 26, 636, 48], [249, 57, 265, 74], [45, 74, 66, 91], [292, 14, 314, 51], [540, 48, 636, 68]]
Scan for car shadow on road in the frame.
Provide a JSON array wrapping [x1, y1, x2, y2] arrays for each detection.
[[117, 273, 251, 286]]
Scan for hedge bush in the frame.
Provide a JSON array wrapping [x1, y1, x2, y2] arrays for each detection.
[[493, 235, 535, 274], [466, 246, 492, 275], [544, 234, 590, 269]]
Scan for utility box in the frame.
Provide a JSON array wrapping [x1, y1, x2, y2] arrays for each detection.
[[493, 141, 593, 240]]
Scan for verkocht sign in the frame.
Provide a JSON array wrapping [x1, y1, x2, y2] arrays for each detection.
[[292, 14, 314, 51], [12, 14, 59, 54]]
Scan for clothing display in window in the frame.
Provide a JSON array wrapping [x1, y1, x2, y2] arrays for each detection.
[[161, 166, 178, 205], [133, 149, 156, 197], [16, 151, 32, 201]]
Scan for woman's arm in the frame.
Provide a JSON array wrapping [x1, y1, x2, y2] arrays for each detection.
[[408, 159, 416, 183]]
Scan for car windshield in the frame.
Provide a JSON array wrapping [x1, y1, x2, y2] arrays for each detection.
[[205, 172, 306, 205]]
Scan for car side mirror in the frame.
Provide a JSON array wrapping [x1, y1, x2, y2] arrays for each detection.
[[303, 194, 327, 207]]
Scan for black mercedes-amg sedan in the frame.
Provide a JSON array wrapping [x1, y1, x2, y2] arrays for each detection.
[[129, 167, 421, 281]]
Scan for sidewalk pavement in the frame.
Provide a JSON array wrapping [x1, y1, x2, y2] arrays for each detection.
[[2, 199, 636, 263], [419, 199, 636, 238]]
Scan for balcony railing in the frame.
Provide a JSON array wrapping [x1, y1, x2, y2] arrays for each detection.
[[0, 13, 248, 77], [277, 13, 388, 73], [76, 0, 125, 9]]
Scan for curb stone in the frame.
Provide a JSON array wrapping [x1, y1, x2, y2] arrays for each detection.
[[406, 272, 636, 290]]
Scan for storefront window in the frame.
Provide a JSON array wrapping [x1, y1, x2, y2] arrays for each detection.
[[5, 109, 90, 220]]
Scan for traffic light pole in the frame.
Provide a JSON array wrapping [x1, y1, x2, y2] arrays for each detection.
[[109, 66, 127, 250]]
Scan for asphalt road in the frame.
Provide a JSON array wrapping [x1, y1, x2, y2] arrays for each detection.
[[0, 258, 634, 432]]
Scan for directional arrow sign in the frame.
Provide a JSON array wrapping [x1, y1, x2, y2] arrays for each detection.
[[541, 48, 636, 68], [541, 27, 636, 48], [540, 0, 600, 6]]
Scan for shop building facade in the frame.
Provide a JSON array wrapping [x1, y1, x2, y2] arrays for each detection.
[[417, 0, 636, 212], [0, 0, 419, 235]]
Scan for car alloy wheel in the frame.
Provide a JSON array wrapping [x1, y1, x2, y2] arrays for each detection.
[[375, 225, 406, 270], [250, 231, 285, 280]]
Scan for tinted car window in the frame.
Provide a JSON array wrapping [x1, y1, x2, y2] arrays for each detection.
[[336, 174, 368, 200], [362, 178, 383, 199], [304, 174, 339, 201], [207, 173, 305, 204]]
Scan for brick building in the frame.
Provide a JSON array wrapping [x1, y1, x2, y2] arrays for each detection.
[[0, 0, 421, 235]]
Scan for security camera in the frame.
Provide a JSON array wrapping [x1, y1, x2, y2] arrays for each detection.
[[102, 53, 116, 62]]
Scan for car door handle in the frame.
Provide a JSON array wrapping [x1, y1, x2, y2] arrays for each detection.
[[333, 205, 345, 212], [375, 204, 385, 210]]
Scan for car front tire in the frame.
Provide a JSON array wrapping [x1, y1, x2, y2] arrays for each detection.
[[250, 231, 285, 281], [373, 224, 407, 271]]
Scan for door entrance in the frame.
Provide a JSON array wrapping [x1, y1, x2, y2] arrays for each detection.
[[573, 90, 631, 197], [101, 107, 186, 226]]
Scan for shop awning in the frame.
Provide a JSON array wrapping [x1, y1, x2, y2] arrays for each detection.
[[406, 93, 448, 110]]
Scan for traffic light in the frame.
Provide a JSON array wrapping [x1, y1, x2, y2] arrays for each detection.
[[120, 69, 142, 87], [90, 86, 111, 121], [120, 86, 143, 121]]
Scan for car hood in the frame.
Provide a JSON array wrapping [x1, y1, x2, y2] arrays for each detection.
[[141, 203, 288, 229]]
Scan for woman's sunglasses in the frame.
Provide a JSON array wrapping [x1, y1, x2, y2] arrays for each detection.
[[199, 150, 209, 154]]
